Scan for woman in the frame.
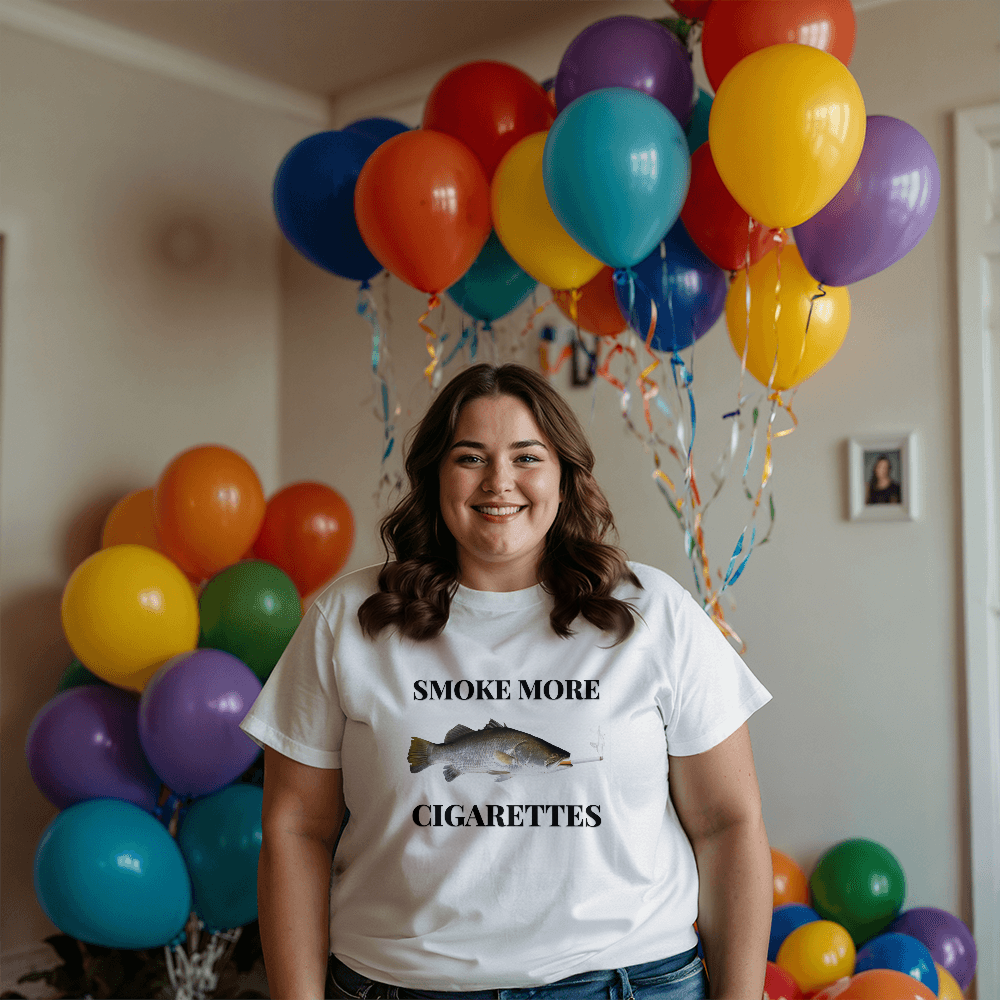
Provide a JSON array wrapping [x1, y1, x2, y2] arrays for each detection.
[[242, 363, 772, 1000], [866, 454, 901, 504]]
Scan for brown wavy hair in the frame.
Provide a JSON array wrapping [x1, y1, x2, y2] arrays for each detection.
[[357, 363, 641, 643]]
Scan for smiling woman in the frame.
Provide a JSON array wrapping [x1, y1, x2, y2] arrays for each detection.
[[241, 363, 773, 1000]]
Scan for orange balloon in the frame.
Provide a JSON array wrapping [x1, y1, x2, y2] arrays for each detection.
[[772, 849, 810, 907], [102, 488, 161, 550], [252, 482, 355, 597], [833, 969, 937, 1000], [354, 129, 491, 294], [154, 445, 266, 581], [553, 267, 628, 337]]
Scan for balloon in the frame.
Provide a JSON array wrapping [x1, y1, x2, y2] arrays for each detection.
[[139, 649, 262, 797], [102, 488, 160, 551], [810, 838, 907, 946], [61, 544, 200, 692], [553, 267, 627, 337], [543, 88, 690, 269], [709, 44, 865, 230], [886, 907, 977, 991], [726, 244, 851, 390], [491, 132, 603, 290], [34, 798, 191, 949], [199, 560, 302, 683], [770, 903, 821, 961], [56, 657, 107, 692], [342, 116, 409, 146], [154, 445, 266, 581], [933, 962, 964, 999], [793, 116, 940, 286], [354, 129, 491, 295], [854, 933, 938, 995], [613, 220, 727, 352], [422, 61, 554, 181], [827, 968, 937, 1000], [446, 230, 538, 325], [669, 1, 712, 19], [252, 482, 355, 598], [680, 143, 782, 272], [26, 686, 160, 812], [273, 130, 385, 282], [702, 0, 856, 94], [776, 920, 856, 995], [554, 16, 694, 128], [763, 961, 804, 999], [773, 848, 811, 907], [178, 784, 263, 931], [685, 88, 712, 155]]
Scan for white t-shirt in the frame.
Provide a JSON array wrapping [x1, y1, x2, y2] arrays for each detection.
[[241, 561, 770, 990]]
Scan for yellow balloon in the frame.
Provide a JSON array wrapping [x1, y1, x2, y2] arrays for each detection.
[[776, 920, 856, 995], [491, 132, 603, 290], [727, 244, 850, 390], [709, 43, 866, 229], [61, 544, 200, 692], [934, 963, 964, 999]]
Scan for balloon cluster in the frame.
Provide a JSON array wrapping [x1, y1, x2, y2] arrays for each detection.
[[763, 842, 976, 999], [26, 444, 354, 954]]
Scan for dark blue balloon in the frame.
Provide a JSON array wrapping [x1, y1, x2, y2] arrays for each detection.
[[613, 219, 727, 352], [342, 116, 409, 147], [854, 932, 939, 995], [768, 904, 821, 961], [273, 130, 382, 282]]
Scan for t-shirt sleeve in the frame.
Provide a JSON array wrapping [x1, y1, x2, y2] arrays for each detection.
[[661, 592, 772, 757], [239, 602, 346, 769]]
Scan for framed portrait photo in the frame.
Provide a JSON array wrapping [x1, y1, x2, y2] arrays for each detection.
[[848, 432, 919, 522]]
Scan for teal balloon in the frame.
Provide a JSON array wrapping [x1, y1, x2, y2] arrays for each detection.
[[685, 88, 712, 155], [199, 560, 302, 683], [34, 798, 191, 949], [543, 87, 690, 269], [447, 230, 537, 324], [55, 657, 108, 693], [177, 784, 263, 931]]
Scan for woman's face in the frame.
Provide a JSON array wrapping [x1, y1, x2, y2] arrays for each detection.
[[439, 394, 563, 591], [875, 457, 891, 483]]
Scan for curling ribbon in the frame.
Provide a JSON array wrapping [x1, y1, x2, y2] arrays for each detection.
[[418, 294, 443, 383]]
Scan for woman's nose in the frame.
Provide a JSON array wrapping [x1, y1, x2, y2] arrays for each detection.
[[481, 461, 513, 495]]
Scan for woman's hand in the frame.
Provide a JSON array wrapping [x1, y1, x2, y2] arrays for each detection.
[[669, 723, 772, 1000], [258, 747, 346, 1000]]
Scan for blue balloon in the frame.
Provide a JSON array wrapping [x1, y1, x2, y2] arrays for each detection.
[[177, 784, 263, 931], [34, 798, 191, 949], [854, 932, 939, 994], [447, 230, 537, 325], [685, 88, 712, 155], [543, 87, 690, 269], [273, 130, 382, 282], [613, 219, 727, 352], [342, 116, 409, 147], [768, 904, 821, 961]]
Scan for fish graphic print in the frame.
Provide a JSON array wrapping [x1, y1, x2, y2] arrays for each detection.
[[408, 719, 574, 783]]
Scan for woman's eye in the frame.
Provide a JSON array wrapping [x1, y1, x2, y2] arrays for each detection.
[[456, 454, 482, 464], [515, 454, 540, 463]]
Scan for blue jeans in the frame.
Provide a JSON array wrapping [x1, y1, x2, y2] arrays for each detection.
[[325, 948, 707, 999]]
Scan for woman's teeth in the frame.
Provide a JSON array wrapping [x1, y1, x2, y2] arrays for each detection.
[[475, 505, 522, 515]]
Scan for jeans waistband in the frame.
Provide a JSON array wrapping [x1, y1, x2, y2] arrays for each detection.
[[328, 946, 699, 998]]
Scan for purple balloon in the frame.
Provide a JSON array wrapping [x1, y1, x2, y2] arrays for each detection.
[[886, 906, 977, 991], [138, 649, 262, 797], [26, 686, 160, 812], [555, 16, 694, 128], [793, 115, 940, 286]]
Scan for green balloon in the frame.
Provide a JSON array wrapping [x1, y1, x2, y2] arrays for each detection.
[[809, 838, 906, 945], [198, 560, 302, 683], [55, 658, 108, 693]]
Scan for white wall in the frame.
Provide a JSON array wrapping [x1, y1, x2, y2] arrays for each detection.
[[0, 16, 324, 965]]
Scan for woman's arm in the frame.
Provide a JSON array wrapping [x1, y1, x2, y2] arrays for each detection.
[[669, 723, 772, 1000], [258, 745, 346, 1000]]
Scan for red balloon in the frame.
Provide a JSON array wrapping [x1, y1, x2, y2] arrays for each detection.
[[354, 130, 491, 294], [765, 961, 805, 999], [252, 483, 355, 597], [680, 144, 783, 272], [701, 0, 856, 93], [553, 267, 628, 337], [669, 0, 713, 19], [423, 61, 555, 181]]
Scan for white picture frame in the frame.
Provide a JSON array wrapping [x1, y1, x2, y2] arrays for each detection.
[[848, 433, 919, 522]]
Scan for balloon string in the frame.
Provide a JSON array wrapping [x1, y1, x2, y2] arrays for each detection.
[[519, 294, 552, 342], [419, 294, 442, 383]]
